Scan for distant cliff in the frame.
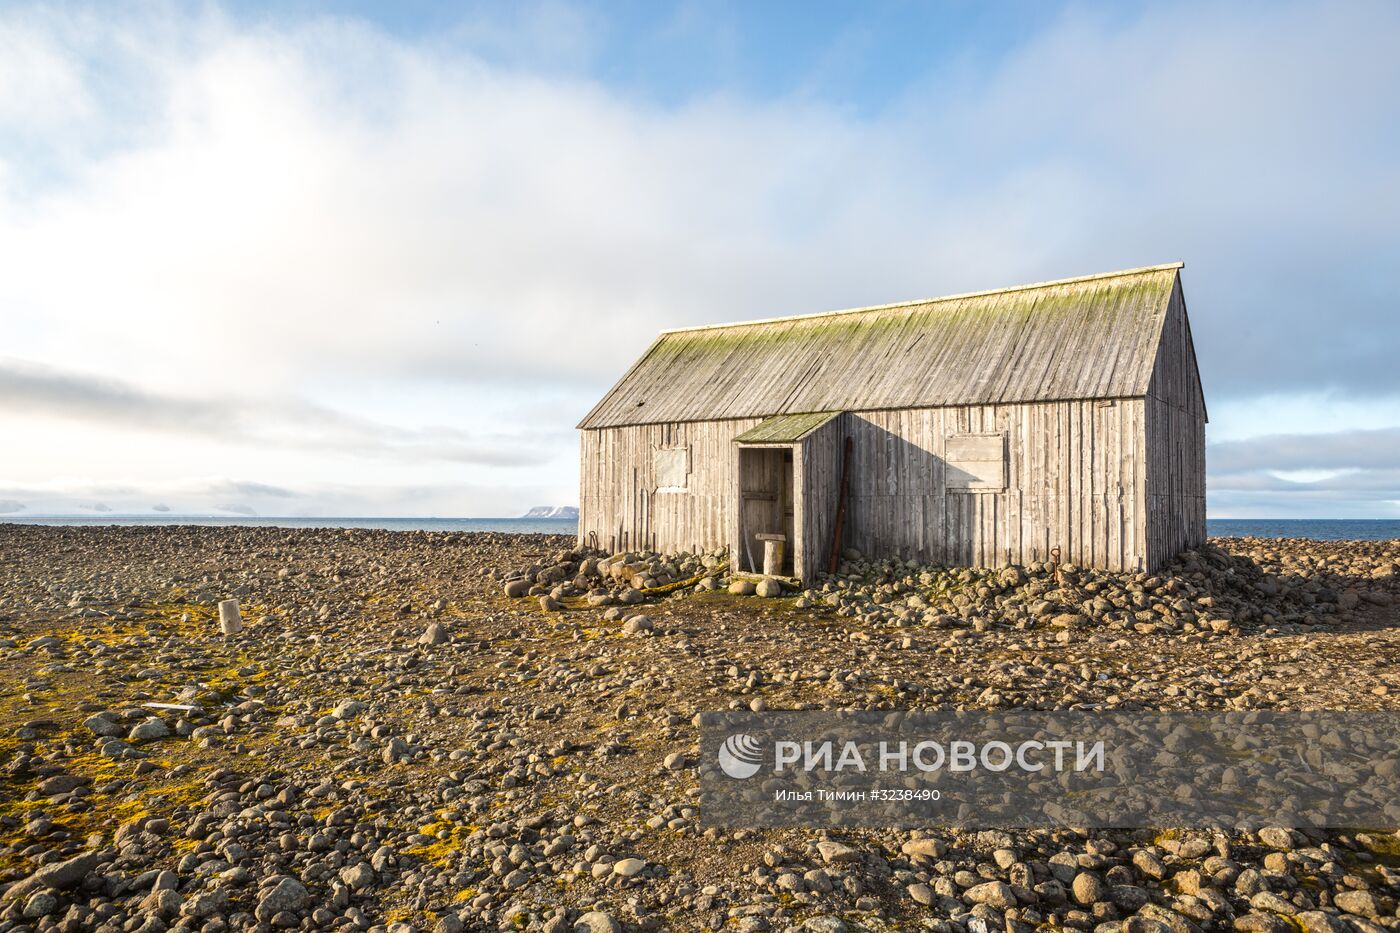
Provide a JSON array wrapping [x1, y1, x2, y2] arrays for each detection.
[[521, 506, 579, 519]]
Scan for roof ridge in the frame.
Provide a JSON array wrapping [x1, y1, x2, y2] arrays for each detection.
[[659, 262, 1184, 335]]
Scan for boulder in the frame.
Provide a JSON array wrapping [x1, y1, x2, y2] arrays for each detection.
[[965, 880, 1018, 908], [339, 863, 376, 891], [418, 622, 449, 645], [37, 774, 90, 796], [816, 840, 859, 864], [83, 713, 125, 738], [128, 718, 170, 742], [612, 858, 647, 878], [3, 851, 104, 902], [573, 913, 622, 933], [901, 838, 946, 861], [255, 876, 310, 923], [1072, 871, 1109, 905], [1333, 891, 1384, 919]]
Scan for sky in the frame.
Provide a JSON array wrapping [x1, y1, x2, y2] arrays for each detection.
[[1, 0, 1398, 518]]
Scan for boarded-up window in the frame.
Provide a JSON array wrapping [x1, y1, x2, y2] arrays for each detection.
[[654, 446, 690, 492], [944, 433, 1006, 491]]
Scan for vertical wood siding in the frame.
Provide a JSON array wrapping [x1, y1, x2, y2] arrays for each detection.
[[578, 395, 1169, 575], [840, 399, 1147, 571], [798, 416, 845, 582], [578, 419, 763, 556], [1144, 282, 1207, 567]]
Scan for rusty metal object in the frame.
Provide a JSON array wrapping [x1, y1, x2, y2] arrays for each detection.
[[829, 437, 853, 574]]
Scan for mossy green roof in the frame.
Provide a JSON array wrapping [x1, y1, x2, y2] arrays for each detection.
[[733, 411, 842, 444], [579, 263, 1184, 429]]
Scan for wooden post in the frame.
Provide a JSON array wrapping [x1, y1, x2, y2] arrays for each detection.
[[218, 598, 243, 635], [756, 533, 786, 576]]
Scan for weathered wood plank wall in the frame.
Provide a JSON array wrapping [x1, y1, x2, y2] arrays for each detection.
[[579, 395, 1165, 575], [579, 418, 763, 556], [799, 416, 845, 581], [841, 399, 1147, 571], [1144, 282, 1207, 567]]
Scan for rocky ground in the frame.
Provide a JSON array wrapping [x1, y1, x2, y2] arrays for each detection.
[[1, 525, 1398, 933]]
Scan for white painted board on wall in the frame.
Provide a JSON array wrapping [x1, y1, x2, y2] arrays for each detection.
[[654, 446, 690, 491], [945, 432, 1006, 490]]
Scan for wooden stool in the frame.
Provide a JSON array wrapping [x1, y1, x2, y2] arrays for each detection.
[[755, 533, 786, 576]]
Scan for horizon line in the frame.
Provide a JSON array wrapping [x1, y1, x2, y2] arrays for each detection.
[[0, 514, 1393, 521]]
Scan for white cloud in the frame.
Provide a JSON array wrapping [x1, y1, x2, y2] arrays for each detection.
[[0, 2, 1397, 515], [1207, 425, 1400, 518], [1211, 427, 1400, 474], [1207, 392, 1400, 443], [0, 357, 557, 466], [1268, 469, 1359, 485], [0, 475, 565, 518]]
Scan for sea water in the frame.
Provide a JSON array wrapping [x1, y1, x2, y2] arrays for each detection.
[[3, 516, 1398, 541]]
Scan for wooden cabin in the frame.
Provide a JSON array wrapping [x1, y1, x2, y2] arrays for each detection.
[[577, 263, 1206, 582]]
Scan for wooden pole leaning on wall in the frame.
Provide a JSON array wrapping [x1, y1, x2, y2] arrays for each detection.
[[742, 514, 757, 575], [828, 436, 853, 574]]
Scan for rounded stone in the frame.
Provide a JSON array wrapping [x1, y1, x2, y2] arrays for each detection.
[[755, 578, 783, 598], [573, 912, 622, 933], [612, 857, 646, 878], [907, 883, 935, 905], [1072, 871, 1108, 905]]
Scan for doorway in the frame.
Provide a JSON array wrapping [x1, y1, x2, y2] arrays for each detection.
[[737, 446, 795, 576]]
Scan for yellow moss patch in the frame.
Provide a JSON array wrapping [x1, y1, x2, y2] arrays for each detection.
[[1356, 832, 1400, 860], [60, 751, 124, 782], [0, 796, 49, 820], [403, 818, 474, 868], [108, 798, 151, 827]]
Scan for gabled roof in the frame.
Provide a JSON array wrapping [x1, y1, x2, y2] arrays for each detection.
[[579, 263, 1185, 429], [733, 411, 842, 444]]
